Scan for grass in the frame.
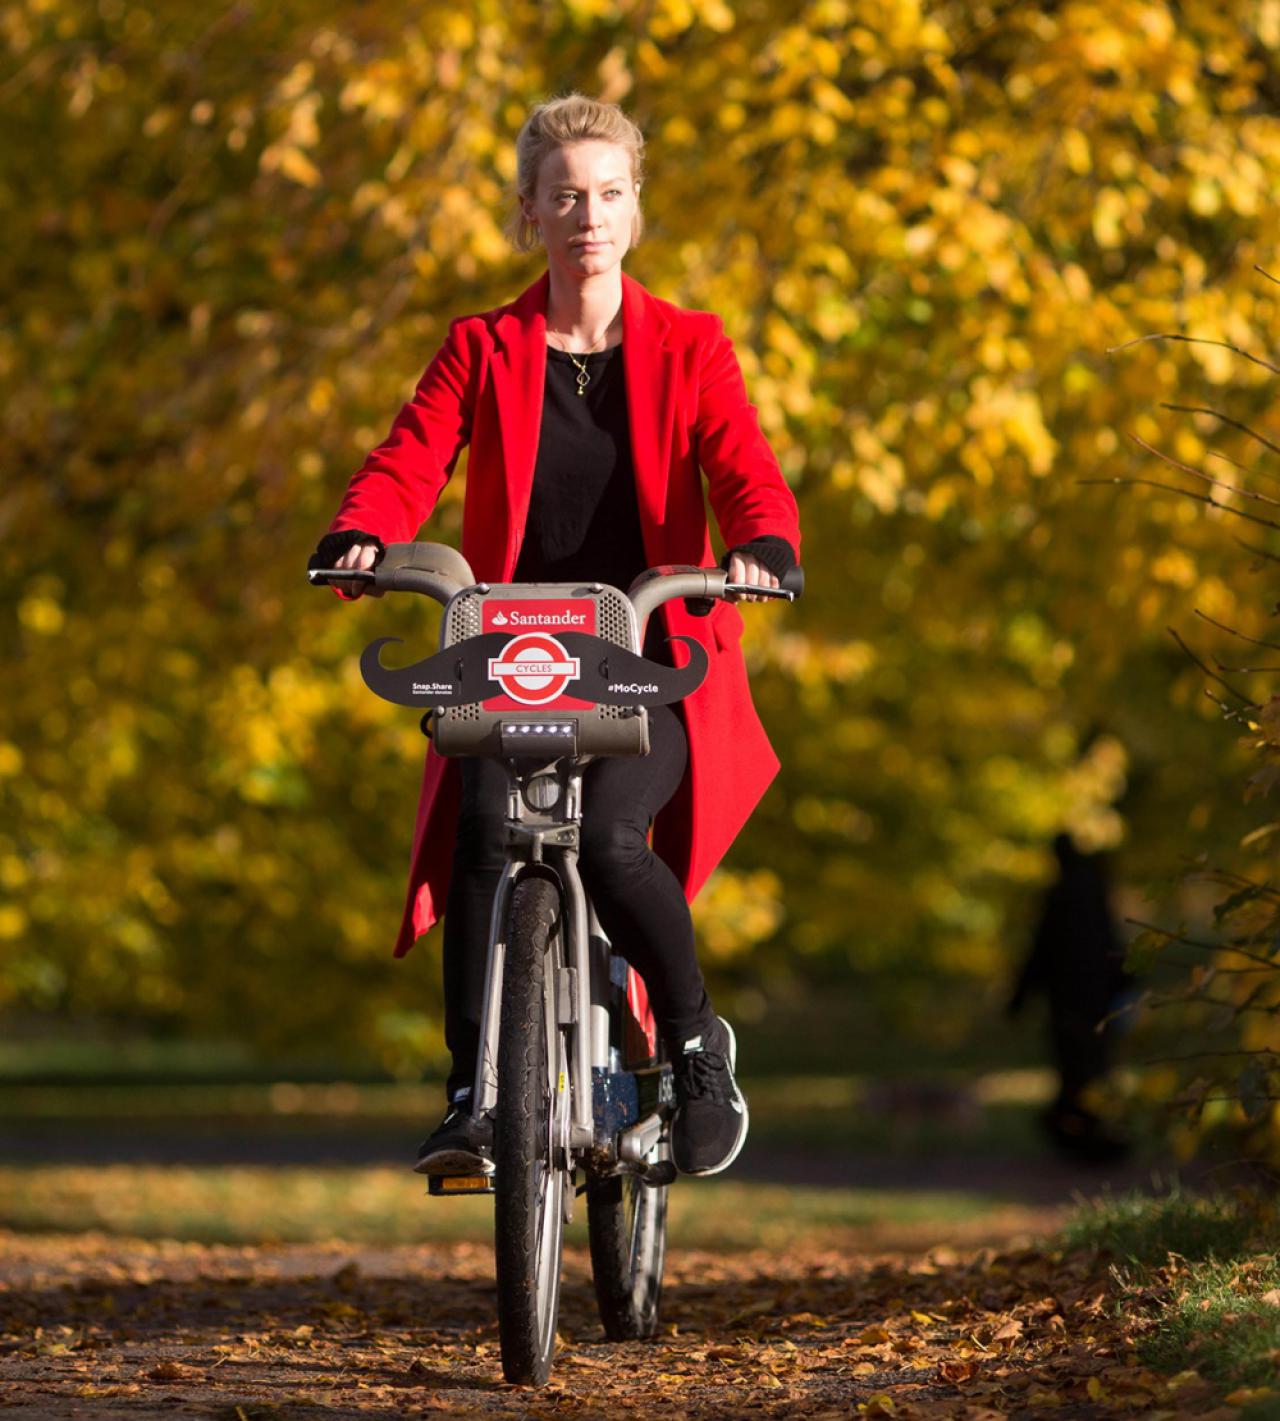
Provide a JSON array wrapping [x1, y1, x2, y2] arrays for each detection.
[[0, 1067, 1157, 1261], [0, 1069, 1073, 1159], [0, 1067, 1100, 1257], [1066, 1182, 1280, 1417], [1063, 1180, 1270, 1265], [0, 993, 1057, 1083], [0, 1163, 1023, 1253]]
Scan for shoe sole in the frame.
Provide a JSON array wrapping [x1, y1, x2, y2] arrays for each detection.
[[412, 1148, 494, 1177], [678, 1017, 750, 1178]]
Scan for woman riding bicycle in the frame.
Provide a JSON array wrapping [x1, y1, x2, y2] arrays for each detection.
[[310, 94, 801, 1179]]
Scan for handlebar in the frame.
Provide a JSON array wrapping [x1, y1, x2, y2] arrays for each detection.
[[625, 563, 802, 641], [307, 541, 477, 600], [333, 541, 477, 601], [307, 543, 804, 625]]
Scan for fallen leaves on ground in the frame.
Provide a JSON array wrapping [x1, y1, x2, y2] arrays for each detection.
[[0, 1230, 1238, 1419]]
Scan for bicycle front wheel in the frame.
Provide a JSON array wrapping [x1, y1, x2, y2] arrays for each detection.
[[494, 874, 570, 1386]]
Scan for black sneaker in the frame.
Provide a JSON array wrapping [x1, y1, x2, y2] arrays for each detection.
[[671, 1017, 749, 1176], [413, 1091, 493, 1177]]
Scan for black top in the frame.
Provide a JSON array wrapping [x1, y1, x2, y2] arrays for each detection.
[[513, 344, 648, 590]]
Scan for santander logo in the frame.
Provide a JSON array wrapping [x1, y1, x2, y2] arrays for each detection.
[[490, 608, 587, 630], [488, 633, 581, 705]]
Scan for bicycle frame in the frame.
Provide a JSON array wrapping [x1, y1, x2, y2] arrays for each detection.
[[470, 757, 667, 1173]]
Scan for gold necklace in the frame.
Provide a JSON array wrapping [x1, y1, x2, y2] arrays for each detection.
[[549, 323, 613, 397]]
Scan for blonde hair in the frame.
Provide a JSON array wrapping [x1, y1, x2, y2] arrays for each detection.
[[508, 93, 645, 253]]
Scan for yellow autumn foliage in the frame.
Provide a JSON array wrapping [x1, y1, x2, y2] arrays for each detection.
[[0, 0, 1276, 1065]]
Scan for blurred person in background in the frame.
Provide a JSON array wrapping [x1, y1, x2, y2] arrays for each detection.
[[308, 94, 801, 1180], [1008, 831, 1134, 1162]]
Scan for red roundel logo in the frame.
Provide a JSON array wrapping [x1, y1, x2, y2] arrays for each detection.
[[488, 633, 581, 706]]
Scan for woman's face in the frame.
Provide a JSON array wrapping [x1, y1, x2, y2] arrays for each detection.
[[523, 141, 640, 281]]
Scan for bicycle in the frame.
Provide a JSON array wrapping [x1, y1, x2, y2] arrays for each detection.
[[309, 541, 802, 1384]]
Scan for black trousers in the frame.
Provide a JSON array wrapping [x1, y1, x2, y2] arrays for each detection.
[[441, 703, 713, 1099]]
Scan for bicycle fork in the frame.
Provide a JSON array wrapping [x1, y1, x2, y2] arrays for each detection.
[[468, 765, 673, 1179], [471, 763, 595, 1154]]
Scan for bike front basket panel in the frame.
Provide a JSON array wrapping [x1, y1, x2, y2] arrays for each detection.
[[433, 583, 650, 758]]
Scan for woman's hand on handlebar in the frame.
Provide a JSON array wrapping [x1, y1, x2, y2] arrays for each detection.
[[334, 541, 384, 599], [725, 551, 780, 603]]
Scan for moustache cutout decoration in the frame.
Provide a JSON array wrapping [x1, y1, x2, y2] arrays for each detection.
[[360, 632, 709, 709]]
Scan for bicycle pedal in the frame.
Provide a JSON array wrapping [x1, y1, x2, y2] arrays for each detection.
[[428, 1174, 496, 1196]]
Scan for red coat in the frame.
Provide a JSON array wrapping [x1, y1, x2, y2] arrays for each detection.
[[326, 271, 801, 956]]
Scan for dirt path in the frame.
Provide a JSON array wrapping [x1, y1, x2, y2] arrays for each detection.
[[0, 1231, 1235, 1420]]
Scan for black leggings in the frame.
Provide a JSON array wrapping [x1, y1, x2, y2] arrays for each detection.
[[441, 703, 713, 1098]]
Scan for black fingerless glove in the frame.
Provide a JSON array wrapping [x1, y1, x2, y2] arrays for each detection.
[[307, 529, 385, 571], [720, 535, 797, 577]]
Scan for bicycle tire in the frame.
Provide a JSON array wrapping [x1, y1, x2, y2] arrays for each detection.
[[494, 874, 570, 1386], [586, 1140, 669, 1340]]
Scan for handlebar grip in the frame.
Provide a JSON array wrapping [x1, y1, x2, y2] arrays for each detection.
[[781, 565, 804, 599], [308, 567, 376, 587]]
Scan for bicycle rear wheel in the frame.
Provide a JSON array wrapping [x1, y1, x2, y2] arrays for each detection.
[[494, 875, 570, 1386], [587, 1139, 669, 1339]]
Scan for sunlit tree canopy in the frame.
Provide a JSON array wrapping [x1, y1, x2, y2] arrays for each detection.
[[2, 0, 1277, 1069]]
